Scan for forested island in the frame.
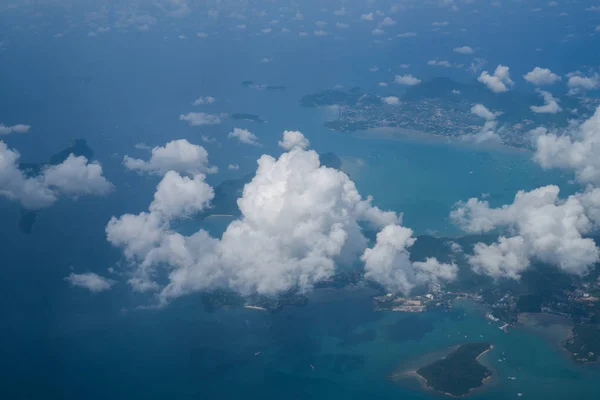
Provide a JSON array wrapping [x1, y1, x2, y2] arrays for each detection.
[[231, 113, 265, 123], [416, 342, 493, 397], [564, 325, 600, 364]]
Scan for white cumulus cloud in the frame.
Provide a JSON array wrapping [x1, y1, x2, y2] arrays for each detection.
[[124, 139, 217, 176], [0, 142, 113, 210], [523, 67, 561, 86], [0, 123, 31, 135], [428, 60, 454, 68], [65, 272, 115, 292], [278, 130, 310, 150], [530, 90, 562, 114], [454, 46, 474, 54], [192, 96, 216, 106], [532, 106, 600, 184], [42, 155, 114, 197], [451, 185, 599, 279], [381, 17, 396, 26], [382, 96, 400, 105], [567, 73, 600, 95], [394, 74, 421, 86], [471, 104, 501, 120], [229, 128, 260, 146], [478, 65, 514, 93], [362, 225, 457, 294], [179, 112, 222, 126], [107, 132, 452, 304]]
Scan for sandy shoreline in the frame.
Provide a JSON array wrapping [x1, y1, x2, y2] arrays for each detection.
[[355, 126, 529, 155], [244, 305, 267, 311]]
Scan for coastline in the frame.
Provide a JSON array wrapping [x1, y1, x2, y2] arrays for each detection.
[[515, 312, 574, 360], [244, 305, 267, 311], [354, 126, 530, 155]]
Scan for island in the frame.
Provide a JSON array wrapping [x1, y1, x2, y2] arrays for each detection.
[[200, 289, 308, 313], [415, 342, 493, 397], [300, 77, 600, 149], [231, 113, 265, 123], [241, 80, 285, 91], [563, 324, 600, 364]]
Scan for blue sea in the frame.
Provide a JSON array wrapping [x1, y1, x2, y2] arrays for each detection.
[[1, 5, 600, 398]]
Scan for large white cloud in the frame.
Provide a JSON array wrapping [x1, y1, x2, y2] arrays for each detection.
[[532, 106, 600, 184], [478, 65, 514, 93], [108, 133, 453, 304], [0, 141, 113, 210], [278, 130, 310, 150], [523, 67, 561, 86], [530, 90, 562, 114], [451, 185, 599, 279], [124, 139, 217, 176], [0, 123, 30, 135], [362, 225, 457, 294]]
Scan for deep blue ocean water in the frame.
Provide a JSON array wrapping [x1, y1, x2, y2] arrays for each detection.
[[2, 4, 600, 398]]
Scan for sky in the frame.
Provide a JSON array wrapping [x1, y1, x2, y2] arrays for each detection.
[[1, 0, 600, 305]]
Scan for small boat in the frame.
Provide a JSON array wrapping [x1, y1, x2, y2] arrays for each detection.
[[254, 351, 262, 356], [310, 364, 315, 370]]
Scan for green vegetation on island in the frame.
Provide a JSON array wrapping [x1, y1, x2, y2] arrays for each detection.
[[416, 342, 492, 397], [200, 289, 308, 313], [564, 324, 600, 364], [300, 77, 600, 148]]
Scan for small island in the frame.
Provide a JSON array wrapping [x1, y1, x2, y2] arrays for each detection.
[[240, 81, 285, 91], [414, 342, 493, 397], [231, 113, 265, 123]]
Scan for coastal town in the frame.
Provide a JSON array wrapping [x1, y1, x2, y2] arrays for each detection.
[[372, 274, 600, 364], [300, 77, 600, 150]]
